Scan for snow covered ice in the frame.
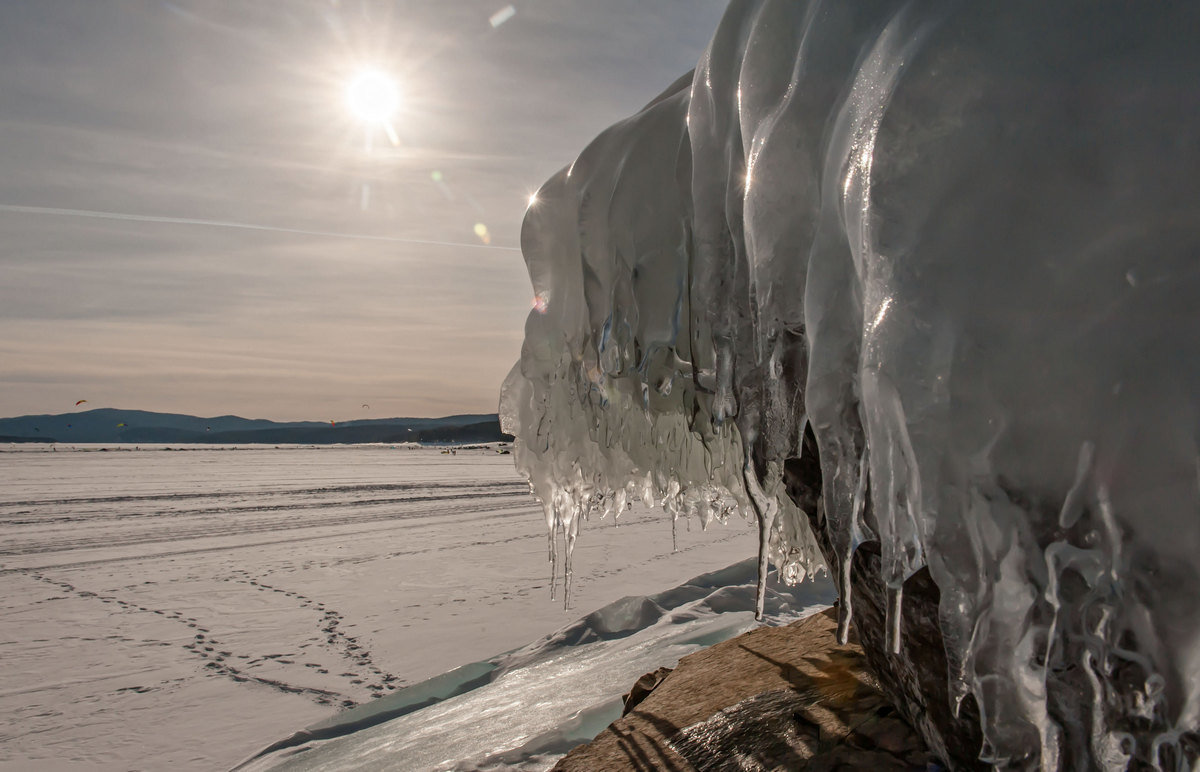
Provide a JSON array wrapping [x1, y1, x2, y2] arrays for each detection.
[[0, 443, 768, 770], [502, 1, 1200, 767], [238, 558, 833, 772]]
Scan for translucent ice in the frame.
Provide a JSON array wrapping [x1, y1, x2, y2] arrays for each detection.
[[502, 1, 1200, 768]]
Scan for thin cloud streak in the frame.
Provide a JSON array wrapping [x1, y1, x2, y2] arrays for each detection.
[[0, 204, 521, 251]]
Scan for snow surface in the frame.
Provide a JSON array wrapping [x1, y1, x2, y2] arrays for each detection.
[[501, 1, 1200, 767], [238, 558, 833, 772], [0, 443, 769, 770]]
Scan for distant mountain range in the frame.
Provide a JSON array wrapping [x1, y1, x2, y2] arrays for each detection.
[[0, 408, 511, 445]]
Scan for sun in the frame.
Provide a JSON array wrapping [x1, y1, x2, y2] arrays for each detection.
[[345, 69, 400, 125]]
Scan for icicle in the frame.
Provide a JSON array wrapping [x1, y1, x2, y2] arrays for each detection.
[[563, 504, 580, 610], [754, 513, 774, 621], [837, 447, 871, 645], [886, 585, 903, 654], [548, 522, 558, 602], [743, 459, 779, 622], [1058, 441, 1094, 529], [836, 554, 853, 645], [546, 497, 559, 602]]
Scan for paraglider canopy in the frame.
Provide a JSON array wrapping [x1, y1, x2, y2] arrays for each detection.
[[74, 399, 87, 406]]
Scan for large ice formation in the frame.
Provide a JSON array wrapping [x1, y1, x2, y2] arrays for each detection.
[[501, 1, 1200, 768]]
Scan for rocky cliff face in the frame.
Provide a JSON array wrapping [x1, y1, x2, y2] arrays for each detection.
[[503, 1, 1200, 767]]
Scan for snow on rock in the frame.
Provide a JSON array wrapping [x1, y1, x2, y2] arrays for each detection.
[[501, 1, 1200, 768]]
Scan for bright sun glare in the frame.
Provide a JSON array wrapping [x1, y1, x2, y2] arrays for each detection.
[[346, 69, 400, 124]]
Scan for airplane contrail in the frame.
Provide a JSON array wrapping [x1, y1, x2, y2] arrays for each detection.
[[0, 203, 522, 252]]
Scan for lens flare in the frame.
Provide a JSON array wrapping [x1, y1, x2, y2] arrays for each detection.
[[346, 69, 400, 124], [489, 5, 516, 28]]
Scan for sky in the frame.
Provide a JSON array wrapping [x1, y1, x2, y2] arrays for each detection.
[[0, 0, 727, 421]]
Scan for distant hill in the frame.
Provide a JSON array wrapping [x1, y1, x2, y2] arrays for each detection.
[[0, 408, 510, 444]]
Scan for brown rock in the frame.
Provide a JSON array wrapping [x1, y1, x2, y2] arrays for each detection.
[[623, 666, 674, 716], [553, 608, 937, 771], [784, 441, 986, 769]]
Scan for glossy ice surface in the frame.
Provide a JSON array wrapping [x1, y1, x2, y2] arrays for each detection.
[[502, 1, 1200, 766]]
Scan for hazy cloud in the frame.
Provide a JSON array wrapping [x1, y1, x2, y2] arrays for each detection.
[[0, 0, 727, 420]]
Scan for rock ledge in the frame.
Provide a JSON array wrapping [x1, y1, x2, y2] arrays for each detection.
[[553, 607, 937, 771]]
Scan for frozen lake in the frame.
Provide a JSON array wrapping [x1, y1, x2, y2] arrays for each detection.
[[0, 443, 759, 770]]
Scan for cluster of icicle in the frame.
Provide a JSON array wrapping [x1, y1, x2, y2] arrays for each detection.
[[501, 1, 1200, 768]]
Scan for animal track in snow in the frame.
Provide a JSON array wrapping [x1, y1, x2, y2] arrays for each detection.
[[226, 570, 401, 699], [21, 569, 352, 707]]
